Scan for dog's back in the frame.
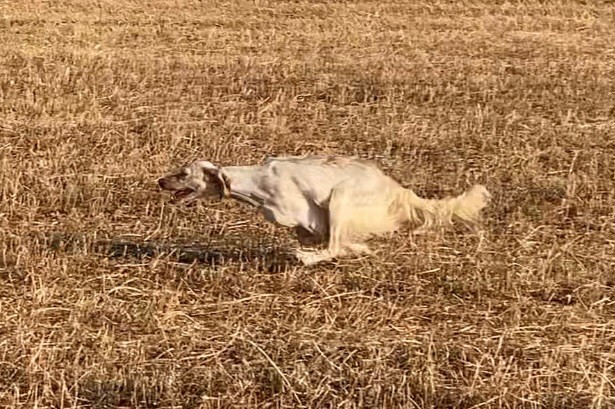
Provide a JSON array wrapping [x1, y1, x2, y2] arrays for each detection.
[[263, 155, 372, 168], [259, 155, 396, 205]]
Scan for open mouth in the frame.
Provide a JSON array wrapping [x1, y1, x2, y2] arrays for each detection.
[[171, 188, 194, 202]]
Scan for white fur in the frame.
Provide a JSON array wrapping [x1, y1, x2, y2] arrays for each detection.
[[158, 155, 491, 265]]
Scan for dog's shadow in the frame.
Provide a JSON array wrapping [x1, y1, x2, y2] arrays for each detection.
[[48, 232, 299, 271]]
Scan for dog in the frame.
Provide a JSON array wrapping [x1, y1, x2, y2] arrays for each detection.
[[157, 155, 491, 265]]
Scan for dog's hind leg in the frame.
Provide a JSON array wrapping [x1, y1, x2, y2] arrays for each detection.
[[296, 182, 377, 265]]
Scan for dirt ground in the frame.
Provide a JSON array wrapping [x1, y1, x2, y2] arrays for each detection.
[[0, 1, 614, 407]]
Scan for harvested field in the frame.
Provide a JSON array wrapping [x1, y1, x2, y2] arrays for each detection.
[[1, 0, 614, 407]]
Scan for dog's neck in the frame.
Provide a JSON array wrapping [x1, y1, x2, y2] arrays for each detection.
[[219, 165, 269, 207]]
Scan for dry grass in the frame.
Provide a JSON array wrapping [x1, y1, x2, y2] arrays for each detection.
[[1, 0, 614, 407]]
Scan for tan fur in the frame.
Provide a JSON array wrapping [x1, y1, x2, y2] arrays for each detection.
[[158, 155, 491, 265]]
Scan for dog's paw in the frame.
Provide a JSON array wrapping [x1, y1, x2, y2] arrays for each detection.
[[295, 250, 331, 266], [345, 243, 373, 256]]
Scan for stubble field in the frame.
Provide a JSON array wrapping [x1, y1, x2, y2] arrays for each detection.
[[1, 1, 614, 408]]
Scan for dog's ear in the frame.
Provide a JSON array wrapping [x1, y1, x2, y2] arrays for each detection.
[[196, 161, 231, 199], [216, 171, 231, 199]]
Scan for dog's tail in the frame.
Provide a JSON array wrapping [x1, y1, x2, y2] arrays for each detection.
[[401, 184, 491, 232]]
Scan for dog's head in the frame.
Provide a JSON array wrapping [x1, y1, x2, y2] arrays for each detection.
[[157, 160, 230, 204]]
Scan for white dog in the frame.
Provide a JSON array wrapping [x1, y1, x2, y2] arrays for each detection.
[[157, 155, 491, 265]]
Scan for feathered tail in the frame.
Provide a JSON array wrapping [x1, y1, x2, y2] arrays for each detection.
[[400, 185, 491, 232]]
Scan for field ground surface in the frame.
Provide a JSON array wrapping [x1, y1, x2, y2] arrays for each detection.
[[1, 0, 614, 408]]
